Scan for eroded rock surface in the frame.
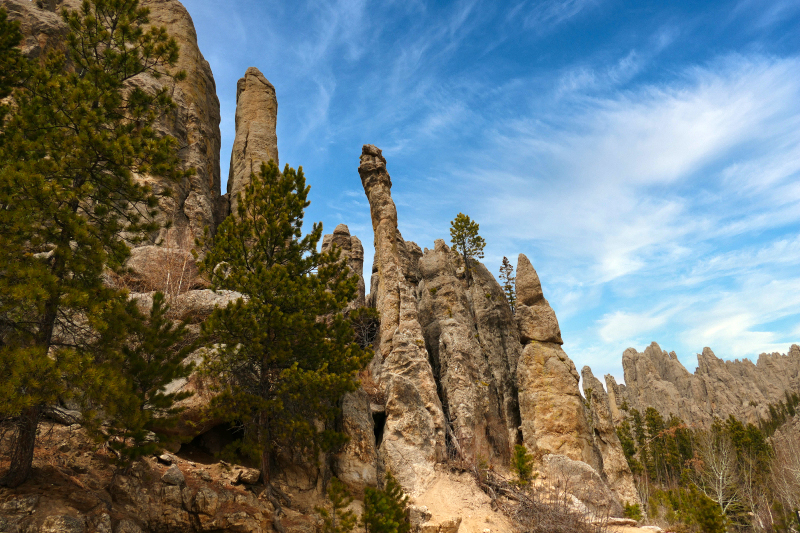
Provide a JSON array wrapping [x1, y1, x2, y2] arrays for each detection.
[[610, 342, 800, 426], [581, 367, 640, 507], [514, 254, 593, 465], [3, 0, 224, 277], [358, 144, 446, 495], [416, 239, 521, 458], [321, 224, 366, 310], [227, 67, 279, 215]]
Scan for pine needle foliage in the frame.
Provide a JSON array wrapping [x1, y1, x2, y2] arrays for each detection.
[[511, 444, 535, 485], [197, 160, 371, 489], [316, 477, 357, 533], [102, 292, 196, 462], [0, 0, 189, 487], [449, 213, 485, 285], [499, 256, 516, 313], [362, 472, 411, 533]]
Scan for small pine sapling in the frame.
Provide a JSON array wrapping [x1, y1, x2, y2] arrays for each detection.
[[511, 444, 535, 485], [499, 256, 516, 313], [362, 472, 411, 533], [449, 213, 486, 285], [317, 477, 357, 533]]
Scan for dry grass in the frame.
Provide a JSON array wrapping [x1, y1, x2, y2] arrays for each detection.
[[359, 368, 386, 406], [446, 426, 609, 533]]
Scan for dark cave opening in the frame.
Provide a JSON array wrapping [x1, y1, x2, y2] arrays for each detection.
[[177, 422, 244, 465], [372, 411, 387, 447]]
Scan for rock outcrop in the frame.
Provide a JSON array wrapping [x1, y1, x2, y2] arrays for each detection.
[[227, 67, 279, 215], [515, 254, 562, 345], [609, 342, 800, 426], [358, 144, 446, 495], [3, 0, 224, 272], [356, 145, 634, 517], [416, 239, 522, 458], [581, 367, 640, 507], [0, 424, 290, 533], [514, 254, 595, 466], [321, 224, 366, 310]]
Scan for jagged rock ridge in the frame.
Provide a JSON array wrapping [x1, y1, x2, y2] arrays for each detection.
[[603, 341, 800, 426]]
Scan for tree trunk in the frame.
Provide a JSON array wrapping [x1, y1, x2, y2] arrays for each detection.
[[0, 405, 42, 488]]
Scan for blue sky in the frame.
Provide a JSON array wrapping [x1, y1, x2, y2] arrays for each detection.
[[181, 0, 800, 381]]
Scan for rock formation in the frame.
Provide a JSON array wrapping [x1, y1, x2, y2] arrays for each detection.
[[607, 342, 800, 426], [358, 144, 446, 495], [515, 254, 562, 345], [356, 145, 634, 518], [321, 224, 366, 309], [514, 254, 595, 466], [581, 367, 640, 506], [416, 239, 522, 459], [227, 67, 279, 215], [2, 0, 224, 287]]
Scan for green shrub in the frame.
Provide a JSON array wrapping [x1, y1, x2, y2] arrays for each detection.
[[317, 477, 356, 533], [511, 444, 535, 485], [362, 472, 410, 533], [623, 502, 642, 521]]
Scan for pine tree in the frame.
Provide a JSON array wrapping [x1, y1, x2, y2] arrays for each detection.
[[0, 0, 187, 487], [102, 293, 195, 462], [362, 472, 410, 533], [449, 213, 486, 285], [197, 160, 371, 499], [316, 477, 357, 533], [511, 444, 534, 485], [499, 256, 516, 313]]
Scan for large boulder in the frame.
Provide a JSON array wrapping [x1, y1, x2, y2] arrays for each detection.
[[541, 454, 624, 519]]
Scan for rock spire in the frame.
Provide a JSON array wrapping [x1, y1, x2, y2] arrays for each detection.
[[227, 67, 279, 215], [358, 144, 446, 494]]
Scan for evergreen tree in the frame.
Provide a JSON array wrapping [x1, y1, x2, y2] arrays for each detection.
[[511, 444, 534, 485], [499, 256, 516, 313], [198, 160, 371, 498], [0, 8, 25, 130], [317, 477, 357, 533], [449, 213, 485, 285], [0, 0, 187, 487], [102, 293, 195, 462], [362, 472, 410, 533]]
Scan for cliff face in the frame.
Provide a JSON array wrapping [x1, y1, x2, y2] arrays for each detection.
[[2, 0, 223, 256], [605, 342, 800, 426]]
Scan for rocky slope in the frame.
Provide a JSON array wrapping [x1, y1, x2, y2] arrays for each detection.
[[600, 342, 800, 427]]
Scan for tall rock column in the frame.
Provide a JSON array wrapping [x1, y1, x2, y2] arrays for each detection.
[[514, 254, 595, 466], [582, 367, 640, 507], [358, 145, 445, 495], [227, 67, 279, 215]]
